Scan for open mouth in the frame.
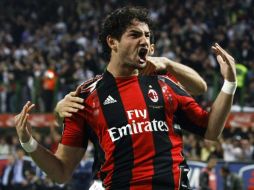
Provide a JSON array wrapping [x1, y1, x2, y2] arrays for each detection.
[[138, 48, 148, 64]]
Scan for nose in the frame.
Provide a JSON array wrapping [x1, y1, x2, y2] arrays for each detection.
[[139, 34, 149, 47]]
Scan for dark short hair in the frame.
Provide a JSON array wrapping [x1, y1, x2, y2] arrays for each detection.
[[221, 164, 230, 173], [99, 6, 154, 61]]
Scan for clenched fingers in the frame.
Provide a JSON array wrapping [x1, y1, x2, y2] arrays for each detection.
[[62, 101, 84, 111], [65, 107, 79, 113], [70, 96, 84, 105], [61, 112, 73, 117], [65, 93, 84, 104]]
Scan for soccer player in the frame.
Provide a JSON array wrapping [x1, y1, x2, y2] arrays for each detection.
[[15, 6, 236, 190], [53, 44, 208, 190]]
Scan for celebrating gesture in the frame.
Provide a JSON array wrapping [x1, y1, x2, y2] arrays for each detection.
[[14, 6, 236, 190]]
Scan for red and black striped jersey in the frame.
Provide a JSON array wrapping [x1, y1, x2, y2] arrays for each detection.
[[61, 71, 209, 190]]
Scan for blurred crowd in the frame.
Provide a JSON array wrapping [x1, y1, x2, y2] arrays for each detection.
[[0, 0, 254, 113], [183, 127, 254, 162], [0, 126, 94, 190], [0, 0, 254, 189]]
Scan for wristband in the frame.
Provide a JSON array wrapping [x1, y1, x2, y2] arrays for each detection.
[[221, 80, 237, 95], [20, 136, 38, 153]]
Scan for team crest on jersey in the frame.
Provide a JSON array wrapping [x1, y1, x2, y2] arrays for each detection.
[[148, 89, 159, 103]]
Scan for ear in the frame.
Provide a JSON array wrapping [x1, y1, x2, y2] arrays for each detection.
[[106, 35, 117, 51], [149, 44, 155, 55]]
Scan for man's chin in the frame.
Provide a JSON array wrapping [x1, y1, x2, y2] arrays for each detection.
[[126, 61, 147, 70], [137, 61, 147, 68]]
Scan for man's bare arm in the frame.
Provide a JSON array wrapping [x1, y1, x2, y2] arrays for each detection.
[[15, 102, 85, 183], [166, 60, 207, 95], [204, 43, 236, 141], [205, 89, 233, 141], [30, 143, 85, 183], [142, 57, 207, 95]]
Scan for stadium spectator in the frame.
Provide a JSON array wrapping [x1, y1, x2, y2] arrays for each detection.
[[221, 135, 243, 161], [210, 141, 224, 159], [14, 6, 236, 190], [220, 164, 243, 190], [42, 67, 57, 112], [234, 63, 248, 106], [0, 0, 254, 112], [246, 78, 254, 106], [241, 138, 254, 161], [70, 153, 94, 190], [183, 134, 201, 160], [11, 147, 34, 190], [200, 140, 216, 161], [199, 155, 217, 190], [0, 64, 7, 113], [0, 137, 10, 155], [0, 154, 15, 190]]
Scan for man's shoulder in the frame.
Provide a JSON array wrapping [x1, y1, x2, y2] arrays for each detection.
[[158, 75, 177, 84], [158, 75, 190, 97], [78, 75, 103, 99]]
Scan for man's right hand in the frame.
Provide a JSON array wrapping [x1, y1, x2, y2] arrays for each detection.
[[139, 56, 207, 95], [139, 57, 170, 75], [55, 86, 84, 118], [14, 101, 35, 143]]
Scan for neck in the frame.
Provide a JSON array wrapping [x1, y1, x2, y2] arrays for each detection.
[[107, 61, 139, 77]]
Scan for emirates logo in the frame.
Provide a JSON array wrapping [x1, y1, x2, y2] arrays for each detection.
[[148, 89, 158, 103]]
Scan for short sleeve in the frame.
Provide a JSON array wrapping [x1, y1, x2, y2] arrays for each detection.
[[175, 94, 209, 137], [61, 111, 88, 148]]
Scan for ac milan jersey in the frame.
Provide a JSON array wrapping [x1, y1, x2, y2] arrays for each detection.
[[61, 71, 209, 190]]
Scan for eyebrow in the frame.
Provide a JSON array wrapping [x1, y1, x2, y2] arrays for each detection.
[[128, 29, 151, 35]]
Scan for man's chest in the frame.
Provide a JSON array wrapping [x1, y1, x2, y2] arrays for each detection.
[[85, 79, 175, 139]]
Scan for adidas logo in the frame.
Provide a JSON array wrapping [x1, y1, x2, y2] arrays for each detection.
[[103, 95, 117, 105]]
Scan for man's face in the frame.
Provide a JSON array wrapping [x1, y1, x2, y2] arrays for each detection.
[[115, 20, 151, 69], [16, 149, 25, 159]]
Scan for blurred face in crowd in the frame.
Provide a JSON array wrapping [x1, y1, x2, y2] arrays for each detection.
[[7, 154, 15, 165], [241, 139, 250, 149], [109, 19, 151, 70], [220, 167, 229, 177], [16, 148, 25, 159]]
